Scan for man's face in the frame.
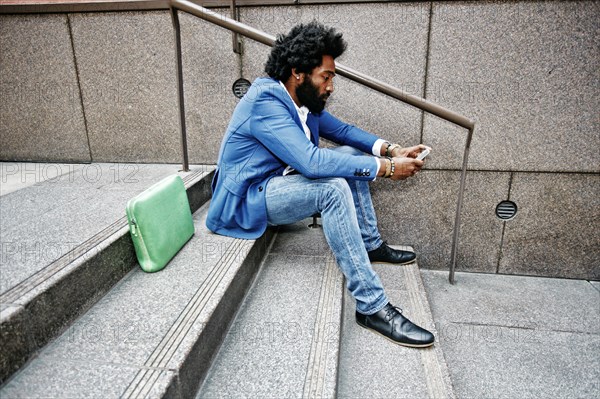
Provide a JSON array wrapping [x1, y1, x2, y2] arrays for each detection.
[[296, 55, 336, 114]]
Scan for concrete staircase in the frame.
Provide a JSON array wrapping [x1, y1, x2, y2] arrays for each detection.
[[198, 224, 454, 399], [0, 163, 453, 398]]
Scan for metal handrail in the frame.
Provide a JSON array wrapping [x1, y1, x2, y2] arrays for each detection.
[[169, 0, 474, 283]]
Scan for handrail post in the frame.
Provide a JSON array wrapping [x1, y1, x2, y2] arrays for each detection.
[[230, 0, 242, 54], [170, 6, 190, 172], [449, 127, 474, 284]]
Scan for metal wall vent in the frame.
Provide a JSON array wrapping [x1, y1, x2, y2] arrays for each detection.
[[496, 200, 517, 220], [232, 78, 251, 99]]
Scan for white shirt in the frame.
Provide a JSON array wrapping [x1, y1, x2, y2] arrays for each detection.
[[278, 81, 384, 178]]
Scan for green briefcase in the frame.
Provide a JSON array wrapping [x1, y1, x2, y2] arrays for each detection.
[[126, 174, 195, 273]]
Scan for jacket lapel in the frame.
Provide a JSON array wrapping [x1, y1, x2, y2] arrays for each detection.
[[307, 114, 319, 146]]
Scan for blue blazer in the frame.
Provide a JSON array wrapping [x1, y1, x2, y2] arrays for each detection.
[[206, 77, 381, 239]]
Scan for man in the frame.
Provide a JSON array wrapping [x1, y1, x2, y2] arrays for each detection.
[[206, 21, 434, 347]]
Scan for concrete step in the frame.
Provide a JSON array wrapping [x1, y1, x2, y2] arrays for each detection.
[[0, 163, 214, 384], [337, 246, 455, 399], [197, 221, 343, 398], [0, 202, 275, 397]]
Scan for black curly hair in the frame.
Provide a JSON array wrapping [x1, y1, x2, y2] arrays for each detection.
[[265, 21, 347, 82]]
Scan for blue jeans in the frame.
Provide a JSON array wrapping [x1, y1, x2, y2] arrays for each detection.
[[265, 146, 388, 315]]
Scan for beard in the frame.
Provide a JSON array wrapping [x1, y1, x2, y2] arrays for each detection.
[[296, 76, 329, 114]]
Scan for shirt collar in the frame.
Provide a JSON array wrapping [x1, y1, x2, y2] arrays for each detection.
[[279, 81, 310, 123]]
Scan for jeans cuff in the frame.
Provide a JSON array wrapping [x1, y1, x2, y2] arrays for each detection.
[[356, 294, 389, 316], [364, 237, 384, 253]]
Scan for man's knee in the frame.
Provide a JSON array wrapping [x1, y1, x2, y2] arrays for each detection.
[[319, 177, 352, 205]]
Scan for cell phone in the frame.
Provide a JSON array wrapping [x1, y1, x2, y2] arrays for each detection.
[[416, 148, 430, 161]]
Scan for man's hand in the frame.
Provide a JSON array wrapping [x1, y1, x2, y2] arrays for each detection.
[[393, 144, 430, 159], [390, 157, 424, 180]]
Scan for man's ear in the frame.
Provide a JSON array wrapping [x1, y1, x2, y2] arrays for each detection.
[[291, 68, 304, 84]]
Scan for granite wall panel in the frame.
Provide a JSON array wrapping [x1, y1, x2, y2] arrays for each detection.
[[371, 170, 511, 273], [0, 14, 90, 162], [499, 172, 600, 279], [179, 10, 242, 164], [69, 11, 181, 163], [424, 1, 600, 172]]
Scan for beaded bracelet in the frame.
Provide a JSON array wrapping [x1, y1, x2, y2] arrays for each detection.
[[384, 158, 391, 177], [386, 157, 396, 178]]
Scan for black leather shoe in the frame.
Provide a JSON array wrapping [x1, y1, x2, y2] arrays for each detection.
[[356, 303, 434, 348], [368, 242, 416, 265]]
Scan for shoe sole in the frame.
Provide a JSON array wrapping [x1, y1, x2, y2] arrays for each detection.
[[355, 321, 434, 348], [370, 258, 416, 266]]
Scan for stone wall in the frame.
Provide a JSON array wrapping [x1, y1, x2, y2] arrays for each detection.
[[1, 1, 598, 278]]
